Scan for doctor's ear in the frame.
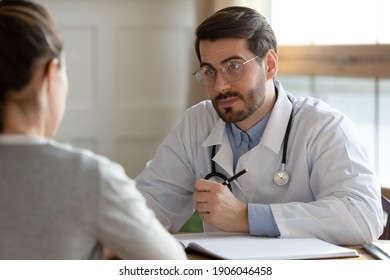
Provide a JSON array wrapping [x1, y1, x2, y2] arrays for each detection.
[[264, 49, 278, 80]]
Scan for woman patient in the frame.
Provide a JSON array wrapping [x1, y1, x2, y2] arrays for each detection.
[[0, 0, 186, 260]]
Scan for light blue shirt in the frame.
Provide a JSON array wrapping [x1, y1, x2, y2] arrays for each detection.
[[227, 113, 281, 237]]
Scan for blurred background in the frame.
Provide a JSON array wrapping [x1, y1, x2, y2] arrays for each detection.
[[37, 0, 390, 187]]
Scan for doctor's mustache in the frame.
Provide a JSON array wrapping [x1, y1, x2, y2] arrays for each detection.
[[215, 91, 243, 101]]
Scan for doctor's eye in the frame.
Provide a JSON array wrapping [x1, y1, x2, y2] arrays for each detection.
[[226, 61, 243, 72], [202, 67, 216, 77]]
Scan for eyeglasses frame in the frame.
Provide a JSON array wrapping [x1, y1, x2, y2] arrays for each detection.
[[192, 55, 260, 87]]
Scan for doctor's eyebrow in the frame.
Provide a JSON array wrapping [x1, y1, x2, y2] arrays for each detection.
[[199, 55, 246, 68]]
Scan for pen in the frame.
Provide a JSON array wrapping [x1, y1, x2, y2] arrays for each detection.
[[222, 168, 248, 186]]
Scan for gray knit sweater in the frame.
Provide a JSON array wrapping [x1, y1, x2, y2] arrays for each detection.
[[0, 136, 186, 260]]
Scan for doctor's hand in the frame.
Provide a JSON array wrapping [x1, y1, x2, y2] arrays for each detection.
[[193, 179, 249, 233]]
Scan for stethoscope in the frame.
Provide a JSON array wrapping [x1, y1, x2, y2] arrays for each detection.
[[273, 102, 293, 186], [205, 97, 294, 188], [204, 145, 234, 191]]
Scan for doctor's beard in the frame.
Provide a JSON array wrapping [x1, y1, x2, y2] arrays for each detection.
[[212, 88, 265, 124]]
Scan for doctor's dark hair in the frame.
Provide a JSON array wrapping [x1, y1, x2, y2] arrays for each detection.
[[0, 0, 63, 131], [195, 6, 277, 62]]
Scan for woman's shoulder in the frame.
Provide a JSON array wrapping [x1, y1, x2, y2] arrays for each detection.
[[47, 139, 127, 176]]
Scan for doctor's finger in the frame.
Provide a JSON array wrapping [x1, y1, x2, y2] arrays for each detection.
[[195, 202, 210, 213], [193, 190, 212, 202], [194, 179, 221, 192]]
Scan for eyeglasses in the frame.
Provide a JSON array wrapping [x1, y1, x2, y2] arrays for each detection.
[[192, 55, 259, 87]]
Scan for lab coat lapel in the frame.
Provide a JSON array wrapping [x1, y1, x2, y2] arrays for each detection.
[[213, 137, 234, 176], [261, 81, 293, 154], [202, 118, 234, 176]]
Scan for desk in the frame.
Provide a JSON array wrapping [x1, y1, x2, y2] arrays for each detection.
[[186, 245, 374, 260]]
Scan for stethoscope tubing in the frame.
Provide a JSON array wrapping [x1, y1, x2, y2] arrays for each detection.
[[204, 145, 232, 191]]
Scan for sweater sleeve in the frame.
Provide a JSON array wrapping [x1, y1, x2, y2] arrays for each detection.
[[93, 158, 186, 259]]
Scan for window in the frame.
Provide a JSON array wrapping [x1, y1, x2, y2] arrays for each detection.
[[271, 0, 390, 45], [271, 0, 390, 186]]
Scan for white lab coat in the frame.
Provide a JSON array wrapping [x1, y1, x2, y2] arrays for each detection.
[[136, 80, 383, 245]]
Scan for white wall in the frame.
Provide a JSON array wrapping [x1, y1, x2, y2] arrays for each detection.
[[36, 0, 196, 177]]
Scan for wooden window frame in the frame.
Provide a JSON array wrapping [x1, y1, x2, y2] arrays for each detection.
[[278, 45, 390, 78]]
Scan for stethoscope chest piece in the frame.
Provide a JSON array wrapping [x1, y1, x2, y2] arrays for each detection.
[[273, 163, 289, 186]]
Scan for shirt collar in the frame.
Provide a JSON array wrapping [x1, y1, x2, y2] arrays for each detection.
[[0, 134, 50, 145], [228, 112, 271, 148]]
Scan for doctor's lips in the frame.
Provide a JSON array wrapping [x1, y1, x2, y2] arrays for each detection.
[[216, 92, 241, 108], [216, 91, 240, 100], [219, 97, 239, 108]]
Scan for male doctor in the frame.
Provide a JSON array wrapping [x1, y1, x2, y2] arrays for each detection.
[[136, 6, 383, 245]]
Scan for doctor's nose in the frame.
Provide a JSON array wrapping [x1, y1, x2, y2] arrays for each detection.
[[213, 73, 232, 92]]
